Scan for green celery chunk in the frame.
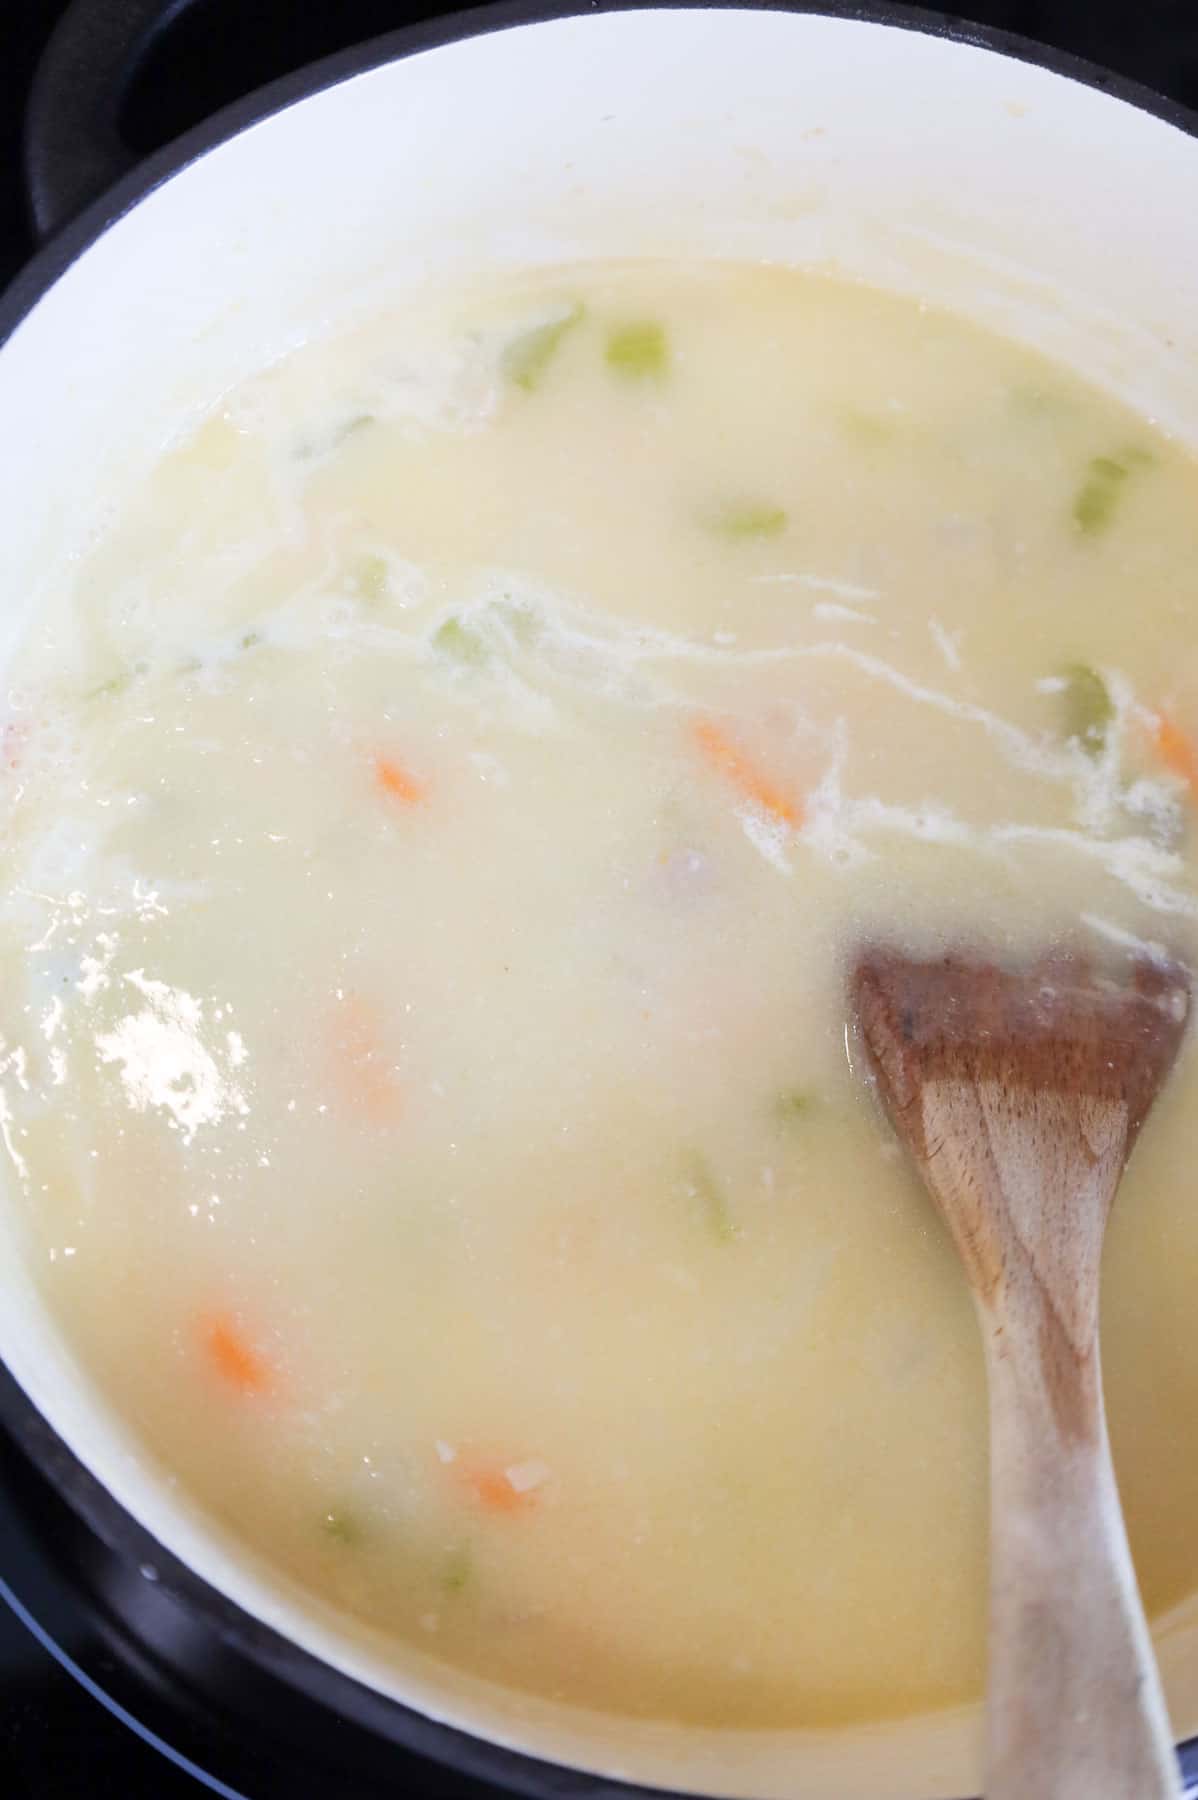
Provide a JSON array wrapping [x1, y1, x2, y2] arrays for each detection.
[[605, 320, 669, 382], [680, 1150, 736, 1244], [86, 670, 133, 702], [296, 413, 375, 461], [1071, 447, 1153, 536], [354, 554, 388, 603], [321, 1511, 361, 1547], [338, 413, 375, 443], [840, 409, 896, 447], [1060, 663, 1114, 756], [503, 303, 584, 393], [441, 1545, 473, 1594], [1073, 477, 1119, 534], [433, 616, 488, 666], [494, 597, 542, 648], [703, 499, 788, 541]]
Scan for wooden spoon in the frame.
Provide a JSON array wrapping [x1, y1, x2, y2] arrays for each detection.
[[852, 947, 1189, 1800]]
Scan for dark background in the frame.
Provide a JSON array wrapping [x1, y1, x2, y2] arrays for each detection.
[[2, 1, 1198, 1795]]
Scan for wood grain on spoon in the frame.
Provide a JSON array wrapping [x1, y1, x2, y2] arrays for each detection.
[[852, 948, 1188, 1800]]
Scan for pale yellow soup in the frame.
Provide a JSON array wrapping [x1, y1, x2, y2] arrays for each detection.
[[2, 263, 1198, 1732]]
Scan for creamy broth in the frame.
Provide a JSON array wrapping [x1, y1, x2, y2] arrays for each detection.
[[2, 263, 1198, 1730]]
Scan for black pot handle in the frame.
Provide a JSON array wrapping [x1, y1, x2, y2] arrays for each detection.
[[24, 0, 197, 242]]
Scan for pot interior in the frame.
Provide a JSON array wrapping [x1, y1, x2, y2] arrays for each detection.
[[1, 10, 1196, 1797]]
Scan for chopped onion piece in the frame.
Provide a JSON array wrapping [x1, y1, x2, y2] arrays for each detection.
[[505, 1458, 551, 1494]]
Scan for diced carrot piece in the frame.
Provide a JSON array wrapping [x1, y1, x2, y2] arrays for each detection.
[[201, 1313, 273, 1396], [329, 994, 402, 1124], [1154, 711, 1198, 796], [692, 719, 803, 827], [458, 1458, 537, 1515], [374, 755, 424, 805]]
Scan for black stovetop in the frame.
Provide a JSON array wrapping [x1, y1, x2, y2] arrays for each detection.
[[2, 3, 1198, 1796]]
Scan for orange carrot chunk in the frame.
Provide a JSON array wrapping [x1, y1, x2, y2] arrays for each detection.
[[329, 994, 402, 1124], [374, 754, 424, 805], [458, 1458, 537, 1515], [692, 719, 803, 827], [1154, 712, 1198, 796], [202, 1314, 272, 1396]]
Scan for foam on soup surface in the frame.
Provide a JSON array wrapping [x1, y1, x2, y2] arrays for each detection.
[[2, 263, 1198, 1729]]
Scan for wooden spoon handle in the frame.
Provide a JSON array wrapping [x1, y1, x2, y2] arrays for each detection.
[[985, 1325, 1178, 1800]]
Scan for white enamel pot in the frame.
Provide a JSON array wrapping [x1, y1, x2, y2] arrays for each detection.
[[2, 5, 1198, 1797]]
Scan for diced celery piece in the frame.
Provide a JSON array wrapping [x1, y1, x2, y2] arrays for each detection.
[[840, 410, 896, 446], [354, 554, 388, 603], [1060, 663, 1114, 756], [605, 320, 669, 382], [86, 670, 133, 702], [433, 616, 488, 666], [441, 1545, 473, 1594], [1073, 477, 1118, 533], [1071, 448, 1152, 536], [503, 303, 584, 393], [296, 413, 375, 461], [321, 1511, 361, 1546], [494, 598, 542, 648], [704, 500, 788, 541], [681, 1150, 736, 1244]]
